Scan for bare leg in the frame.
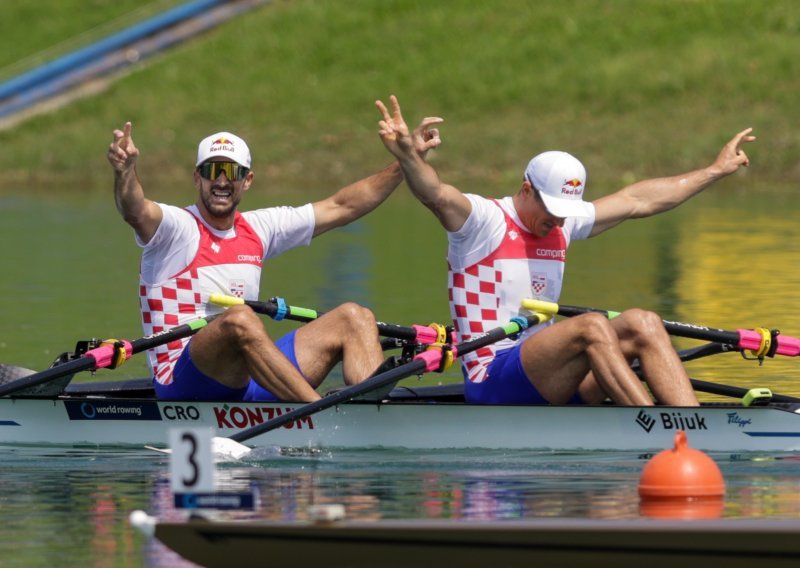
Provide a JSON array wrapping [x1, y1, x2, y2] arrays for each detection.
[[188, 305, 321, 402], [607, 309, 699, 406], [292, 302, 385, 386], [576, 373, 608, 405], [519, 312, 656, 405]]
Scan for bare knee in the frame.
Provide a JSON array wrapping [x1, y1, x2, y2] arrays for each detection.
[[618, 309, 665, 345], [577, 312, 617, 347], [216, 305, 267, 343], [333, 302, 377, 330]]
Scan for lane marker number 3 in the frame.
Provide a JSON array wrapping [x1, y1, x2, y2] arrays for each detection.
[[169, 427, 214, 493]]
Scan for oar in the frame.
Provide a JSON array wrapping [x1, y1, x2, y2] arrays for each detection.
[[210, 294, 447, 344], [522, 300, 800, 404], [221, 310, 554, 449], [689, 378, 799, 404], [522, 299, 800, 360], [0, 315, 218, 398], [630, 342, 799, 403]]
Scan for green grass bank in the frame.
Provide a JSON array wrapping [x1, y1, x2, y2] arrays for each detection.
[[1, 0, 798, 201]]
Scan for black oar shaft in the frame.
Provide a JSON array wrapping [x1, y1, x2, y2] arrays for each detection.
[[230, 313, 549, 444], [236, 298, 436, 342], [689, 377, 800, 403], [0, 315, 217, 398], [556, 304, 800, 358], [661, 319, 741, 344], [126, 315, 218, 354], [650, 344, 800, 400], [553, 305, 742, 344], [240, 299, 313, 322], [229, 358, 428, 443], [0, 358, 92, 397]]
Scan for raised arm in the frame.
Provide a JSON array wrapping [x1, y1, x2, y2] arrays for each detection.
[[312, 102, 448, 237], [590, 128, 756, 236], [311, 162, 404, 237], [106, 121, 162, 243], [376, 95, 472, 232]]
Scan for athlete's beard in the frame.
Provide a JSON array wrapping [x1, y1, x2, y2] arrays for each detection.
[[201, 185, 241, 218]]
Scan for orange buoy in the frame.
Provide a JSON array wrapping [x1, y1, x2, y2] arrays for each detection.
[[638, 430, 725, 519]]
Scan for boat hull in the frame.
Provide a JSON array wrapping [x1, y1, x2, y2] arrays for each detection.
[[2, 393, 800, 452]]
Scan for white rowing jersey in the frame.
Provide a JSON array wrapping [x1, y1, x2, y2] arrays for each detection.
[[137, 203, 314, 385], [447, 194, 594, 383]]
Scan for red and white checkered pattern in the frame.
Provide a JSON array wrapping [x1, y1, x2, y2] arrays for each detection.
[[140, 212, 264, 385], [449, 203, 567, 383], [140, 268, 204, 384], [449, 261, 505, 383]]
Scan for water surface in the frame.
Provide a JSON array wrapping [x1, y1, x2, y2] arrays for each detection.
[[2, 445, 800, 567], [1, 184, 799, 566]]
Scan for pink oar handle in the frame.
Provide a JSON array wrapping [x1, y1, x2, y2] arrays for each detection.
[[774, 335, 800, 357], [414, 347, 460, 372], [737, 329, 800, 357], [82, 340, 134, 369], [411, 325, 440, 345]]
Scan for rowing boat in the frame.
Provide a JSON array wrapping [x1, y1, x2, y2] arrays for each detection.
[[131, 512, 800, 567], [2, 374, 800, 452], [3, 297, 799, 453]]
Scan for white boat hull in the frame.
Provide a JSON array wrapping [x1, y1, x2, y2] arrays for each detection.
[[2, 394, 800, 452]]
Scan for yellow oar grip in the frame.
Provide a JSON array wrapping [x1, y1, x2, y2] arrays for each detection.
[[521, 298, 559, 315], [209, 294, 245, 307]]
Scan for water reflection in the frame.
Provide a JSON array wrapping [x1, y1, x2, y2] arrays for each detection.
[[672, 208, 800, 397], [4, 447, 800, 566], [142, 449, 800, 525], [0, 448, 156, 567]]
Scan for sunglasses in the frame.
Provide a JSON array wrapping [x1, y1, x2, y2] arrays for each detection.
[[197, 161, 249, 181]]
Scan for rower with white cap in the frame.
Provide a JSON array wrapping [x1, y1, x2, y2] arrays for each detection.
[[377, 94, 755, 407], [106, 117, 441, 404]]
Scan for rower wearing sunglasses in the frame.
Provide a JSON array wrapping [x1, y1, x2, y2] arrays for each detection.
[[106, 121, 440, 402]]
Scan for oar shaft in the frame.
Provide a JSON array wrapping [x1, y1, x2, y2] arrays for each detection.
[[661, 318, 742, 345], [0, 315, 217, 398], [636, 342, 800, 403], [230, 298, 317, 323], [551, 304, 743, 344], [127, 316, 217, 354], [211, 295, 443, 344], [523, 300, 800, 357], [228, 358, 428, 443], [689, 377, 800, 403], [229, 311, 552, 444], [0, 357, 95, 397]]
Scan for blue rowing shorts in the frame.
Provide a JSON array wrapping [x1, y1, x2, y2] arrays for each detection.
[[154, 329, 301, 401], [464, 342, 583, 405]]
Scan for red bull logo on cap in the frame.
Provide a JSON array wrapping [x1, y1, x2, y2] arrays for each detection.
[[210, 137, 235, 152], [560, 178, 583, 196]]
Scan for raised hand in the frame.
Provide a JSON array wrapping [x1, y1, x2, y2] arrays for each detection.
[[377, 95, 443, 161], [712, 127, 756, 175], [412, 116, 443, 159], [107, 121, 139, 173], [376, 95, 411, 157]]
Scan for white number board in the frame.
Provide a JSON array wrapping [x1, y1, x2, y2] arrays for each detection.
[[169, 427, 215, 493]]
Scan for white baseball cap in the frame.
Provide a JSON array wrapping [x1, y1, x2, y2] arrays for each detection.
[[524, 151, 592, 218], [196, 132, 251, 168]]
